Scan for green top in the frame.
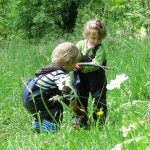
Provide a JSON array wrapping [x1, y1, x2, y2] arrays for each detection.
[[76, 40, 106, 73]]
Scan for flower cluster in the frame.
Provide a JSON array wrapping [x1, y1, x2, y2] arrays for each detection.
[[57, 76, 71, 91], [107, 74, 128, 90]]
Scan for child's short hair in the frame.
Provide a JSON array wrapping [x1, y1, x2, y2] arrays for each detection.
[[84, 19, 107, 40], [51, 42, 81, 66]]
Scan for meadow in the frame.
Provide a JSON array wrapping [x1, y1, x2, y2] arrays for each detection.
[[0, 31, 149, 150]]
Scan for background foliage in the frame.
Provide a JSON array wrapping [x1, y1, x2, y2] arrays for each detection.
[[0, 0, 149, 40], [1, 0, 81, 39]]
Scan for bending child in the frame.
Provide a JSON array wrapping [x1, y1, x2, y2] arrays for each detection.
[[72, 19, 107, 127], [22, 42, 88, 133]]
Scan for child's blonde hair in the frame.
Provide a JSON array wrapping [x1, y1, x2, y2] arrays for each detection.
[[84, 19, 107, 40], [51, 42, 81, 67]]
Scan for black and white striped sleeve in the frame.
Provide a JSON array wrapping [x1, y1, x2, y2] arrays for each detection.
[[53, 70, 77, 102], [35, 70, 66, 90], [36, 73, 56, 89], [53, 70, 67, 86]]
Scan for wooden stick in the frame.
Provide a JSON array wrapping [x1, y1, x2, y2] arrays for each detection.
[[78, 62, 114, 71]]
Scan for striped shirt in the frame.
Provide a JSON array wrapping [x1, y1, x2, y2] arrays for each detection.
[[35, 69, 76, 101]]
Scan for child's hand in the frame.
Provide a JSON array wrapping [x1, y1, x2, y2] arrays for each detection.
[[70, 100, 88, 121], [75, 108, 90, 129], [73, 64, 81, 72], [75, 108, 88, 121], [70, 100, 89, 129]]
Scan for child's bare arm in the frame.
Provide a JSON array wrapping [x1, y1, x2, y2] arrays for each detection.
[[61, 85, 88, 120]]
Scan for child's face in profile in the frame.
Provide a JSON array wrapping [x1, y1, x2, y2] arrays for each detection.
[[65, 61, 76, 73], [88, 29, 101, 46]]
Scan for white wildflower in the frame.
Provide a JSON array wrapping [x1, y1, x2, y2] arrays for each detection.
[[146, 10, 150, 15], [112, 143, 122, 150], [120, 123, 136, 137], [132, 100, 137, 105], [107, 74, 128, 90], [57, 76, 71, 91], [116, 30, 122, 35], [120, 126, 130, 137], [106, 80, 116, 90], [129, 123, 136, 129], [139, 27, 147, 38]]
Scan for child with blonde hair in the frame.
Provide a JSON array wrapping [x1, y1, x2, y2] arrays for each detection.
[[22, 42, 87, 133], [72, 19, 107, 127]]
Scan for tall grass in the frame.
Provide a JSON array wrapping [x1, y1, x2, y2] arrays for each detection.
[[0, 33, 149, 150]]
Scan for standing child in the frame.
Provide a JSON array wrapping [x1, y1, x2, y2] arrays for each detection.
[[22, 42, 88, 133], [72, 19, 107, 127]]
